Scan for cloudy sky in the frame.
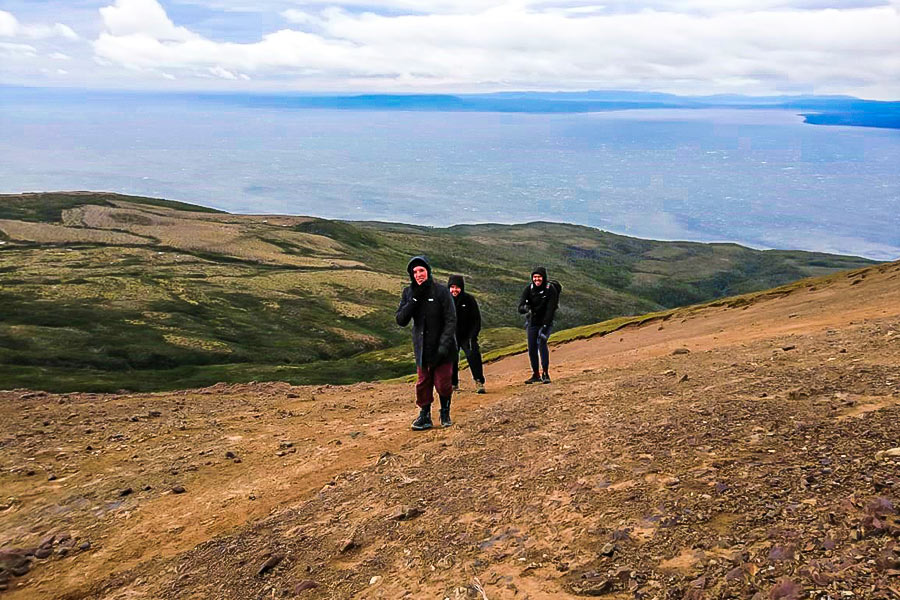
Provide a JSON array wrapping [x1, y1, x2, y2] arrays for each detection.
[[1, 0, 898, 98]]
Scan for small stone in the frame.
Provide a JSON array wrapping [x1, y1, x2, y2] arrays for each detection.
[[47, 474, 57, 481], [781, 345, 796, 351], [172, 486, 186, 494], [294, 580, 318, 593], [573, 578, 613, 595], [600, 543, 616, 556], [875, 447, 900, 460], [225, 451, 236, 459], [78, 541, 91, 551], [672, 348, 691, 355], [257, 554, 284, 576], [369, 575, 382, 585], [769, 579, 802, 600], [390, 505, 423, 521], [34, 547, 52, 559], [119, 488, 133, 497], [678, 374, 690, 383]]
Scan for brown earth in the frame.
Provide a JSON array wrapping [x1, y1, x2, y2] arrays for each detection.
[[2, 262, 899, 599]]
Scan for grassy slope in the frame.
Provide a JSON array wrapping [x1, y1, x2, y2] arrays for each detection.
[[0, 192, 875, 392]]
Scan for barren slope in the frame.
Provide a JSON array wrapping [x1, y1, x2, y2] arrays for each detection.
[[1, 262, 899, 599]]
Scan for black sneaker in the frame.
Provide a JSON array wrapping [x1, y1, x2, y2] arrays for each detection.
[[411, 406, 433, 431], [541, 373, 551, 384], [525, 374, 541, 384]]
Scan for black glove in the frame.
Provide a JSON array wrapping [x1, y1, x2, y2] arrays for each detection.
[[436, 342, 452, 362], [412, 284, 429, 301], [518, 300, 530, 314]]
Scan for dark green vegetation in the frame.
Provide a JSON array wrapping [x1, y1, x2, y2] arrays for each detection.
[[0, 192, 874, 392]]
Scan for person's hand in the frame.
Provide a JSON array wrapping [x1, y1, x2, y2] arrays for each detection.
[[412, 284, 428, 301]]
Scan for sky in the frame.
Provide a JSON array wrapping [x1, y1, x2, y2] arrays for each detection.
[[1, 0, 899, 98]]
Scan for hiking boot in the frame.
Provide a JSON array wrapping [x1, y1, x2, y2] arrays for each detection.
[[439, 396, 452, 427], [541, 372, 551, 384], [475, 381, 486, 394], [411, 405, 433, 431], [525, 373, 541, 384]]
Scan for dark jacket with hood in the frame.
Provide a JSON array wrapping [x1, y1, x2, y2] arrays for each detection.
[[517, 266, 558, 327], [447, 275, 481, 342], [396, 256, 457, 368]]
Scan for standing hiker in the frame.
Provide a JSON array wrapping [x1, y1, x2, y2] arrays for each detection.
[[517, 266, 559, 384], [448, 275, 486, 394], [396, 256, 457, 430]]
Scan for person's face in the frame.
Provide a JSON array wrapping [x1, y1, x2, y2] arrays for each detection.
[[532, 273, 544, 286], [412, 265, 428, 285], [449, 284, 461, 297]]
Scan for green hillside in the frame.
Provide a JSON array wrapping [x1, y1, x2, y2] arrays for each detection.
[[0, 192, 874, 392]]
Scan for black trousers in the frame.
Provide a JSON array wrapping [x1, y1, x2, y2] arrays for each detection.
[[526, 324, 551, 374], [452, 336, 485, 385]]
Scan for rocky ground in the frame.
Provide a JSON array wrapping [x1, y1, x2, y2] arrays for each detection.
[[1, 262, 899, 599]]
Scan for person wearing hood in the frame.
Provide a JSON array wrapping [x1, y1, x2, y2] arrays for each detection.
[[517, 266, 558, 384], [396, 256, 458, 430], [447, 274, 486, 394]]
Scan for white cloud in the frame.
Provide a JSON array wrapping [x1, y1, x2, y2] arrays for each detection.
[[209, 65, 238, 79], [99, 0, 198, 42], [0, 9, 78, 40], [87, 0, 900, 97], [50, 52, 72, 60], [0, 41, 37, 57]]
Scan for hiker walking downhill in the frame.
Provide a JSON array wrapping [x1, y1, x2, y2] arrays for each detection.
[[517, 266, 559, 384], [448, 275, 486, 394], [396, 256, 457, 430]]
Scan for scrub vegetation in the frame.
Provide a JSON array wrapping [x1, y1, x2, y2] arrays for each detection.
[[0, 192, 874, 392]]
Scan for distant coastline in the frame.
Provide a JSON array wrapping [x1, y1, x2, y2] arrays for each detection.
[[4, 86, 900, 130]]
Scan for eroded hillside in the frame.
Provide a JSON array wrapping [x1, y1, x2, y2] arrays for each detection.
[[1, 260, 898, 599]]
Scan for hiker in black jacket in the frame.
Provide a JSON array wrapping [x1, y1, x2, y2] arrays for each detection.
[[517, 266, 558, 384], [448, 274, 486, 394], [396, 256, 457, 430]]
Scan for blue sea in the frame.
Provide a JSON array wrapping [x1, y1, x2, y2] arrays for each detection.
[[1, 90, 898, 259]]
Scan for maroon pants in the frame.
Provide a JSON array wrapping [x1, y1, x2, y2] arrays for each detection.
[[415, 361, 454, 408]]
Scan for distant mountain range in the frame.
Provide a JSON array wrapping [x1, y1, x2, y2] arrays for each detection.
[[4, 86, 899, 129]]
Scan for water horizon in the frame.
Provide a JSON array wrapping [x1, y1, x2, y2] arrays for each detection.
[[2, 91, 898, 260]]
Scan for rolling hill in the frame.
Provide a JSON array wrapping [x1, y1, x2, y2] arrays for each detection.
[[0, 191, 875, 392]]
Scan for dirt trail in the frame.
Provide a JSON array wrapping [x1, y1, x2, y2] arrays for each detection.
[[2, 263, 899, 599]]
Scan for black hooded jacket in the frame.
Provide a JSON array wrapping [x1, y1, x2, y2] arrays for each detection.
[[396, 256, 457, 368], [447, 275, 481, 342], [517, 266, 558, 327]]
